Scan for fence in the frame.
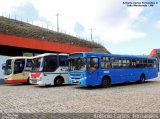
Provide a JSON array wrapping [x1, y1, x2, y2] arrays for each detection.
[[0, 12, 99, 44]]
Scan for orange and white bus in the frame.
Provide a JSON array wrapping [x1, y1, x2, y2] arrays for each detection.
[[3, 57, 33, 84]]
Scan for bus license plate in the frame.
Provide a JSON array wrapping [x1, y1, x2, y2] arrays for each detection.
[[73, 79, 78, 83], [31, 79, 37, 83]]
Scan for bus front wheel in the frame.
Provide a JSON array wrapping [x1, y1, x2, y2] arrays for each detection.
[[101, 77, 111, 88], [54, 77, 63, 86]]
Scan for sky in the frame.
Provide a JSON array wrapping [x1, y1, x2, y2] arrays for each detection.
[[0, 0, 160, 77], [0, 0, 160, 55]]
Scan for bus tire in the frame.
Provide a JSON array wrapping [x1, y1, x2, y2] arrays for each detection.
[[139, 74, 146, 83], [101, 76, 111, 88], [22, 78, 30, 85], [54, 77, 63, 86], [27, 78, 30, 84]]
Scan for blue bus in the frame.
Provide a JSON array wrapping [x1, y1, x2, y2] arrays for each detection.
[[68, 52, 158, 87]]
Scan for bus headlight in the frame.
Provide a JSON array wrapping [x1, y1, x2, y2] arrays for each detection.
[[80, 77, 87, 80]]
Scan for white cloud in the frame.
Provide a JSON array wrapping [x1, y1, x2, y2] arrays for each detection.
[[0, 0, 27, 15], [154, 20, 160, 29], [97, 5, 147, 43], [0, 0, 147, 44], [100, 27, 146, 43]]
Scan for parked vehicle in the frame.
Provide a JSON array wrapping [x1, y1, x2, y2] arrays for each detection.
[[30, 53, 68, 86], [2, 57, 33, 84], [68, 52, 158, 87]]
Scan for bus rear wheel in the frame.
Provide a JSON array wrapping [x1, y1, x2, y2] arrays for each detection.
[[22, 78, 30, 85], [139, 74, 146, 83], [54, 77, 63, 86], [101, 77, 111, 88]]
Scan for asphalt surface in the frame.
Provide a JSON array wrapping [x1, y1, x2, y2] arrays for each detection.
[[0, 75, 160, 115]]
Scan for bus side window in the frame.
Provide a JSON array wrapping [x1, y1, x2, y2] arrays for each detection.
[[88, 57, 99, 72], [143, 59, 148, 68], [121, 59, 130, 68], [132, 59, 136, 68], [14, 59, 25, 74], [26, 59, 33, 67], [25, 59, 33, 71], [112, 57, 122, 68], [59, 56, 68, 66], [43, 56, 57, 72], [154, 60, 157, 68], [101, 57, 111, 68]]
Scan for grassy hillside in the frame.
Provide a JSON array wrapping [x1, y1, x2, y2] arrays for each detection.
[[0, 16, 109, 53]]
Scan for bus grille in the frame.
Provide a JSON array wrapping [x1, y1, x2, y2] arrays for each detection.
[[70, 73, 81, 76], [30, 79, 37, 84]]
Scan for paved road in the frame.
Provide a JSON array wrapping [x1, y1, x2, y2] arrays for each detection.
[[0, 76, 160, 114]]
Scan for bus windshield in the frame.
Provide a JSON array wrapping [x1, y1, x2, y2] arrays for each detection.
[[69, 58, 86, 72], [32, 57, 43, 72], [4, 59, 12, 75]]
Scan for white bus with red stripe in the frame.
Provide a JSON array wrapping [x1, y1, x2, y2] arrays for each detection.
[[30, 53, 68, 86], [3, 57, 33, 84]]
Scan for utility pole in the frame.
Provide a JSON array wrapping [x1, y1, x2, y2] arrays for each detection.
[[56, 13, 59, 32], [90, 28, 93, 41]]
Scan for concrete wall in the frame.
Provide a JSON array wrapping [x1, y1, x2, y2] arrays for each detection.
[[0, 34, 92, 54], [0, 55, 8, 83]]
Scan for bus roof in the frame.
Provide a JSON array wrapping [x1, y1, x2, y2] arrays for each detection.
[[34, 53, 68, 58], [7, 56, 33, 60], [69, 52, 156, 60]]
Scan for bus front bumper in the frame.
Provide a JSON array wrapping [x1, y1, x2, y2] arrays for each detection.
[[30, 78, 51, 86], [68, 77, 87, 86]]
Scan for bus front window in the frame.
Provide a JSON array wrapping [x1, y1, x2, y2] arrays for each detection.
[[69, 58, 86, 72], [14, 59, 25, 74], [32, 57, 43, 72], [4, 60, 12, 75]]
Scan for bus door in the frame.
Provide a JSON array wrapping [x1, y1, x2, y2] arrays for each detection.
[[12, 59, 27, 82], [87, 57, 100, 85]]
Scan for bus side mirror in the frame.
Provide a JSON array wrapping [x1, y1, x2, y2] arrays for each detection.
[[2, 63, 6, 70]]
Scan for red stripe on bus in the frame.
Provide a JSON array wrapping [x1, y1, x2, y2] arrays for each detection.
[[5, 79, 27, 83]]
